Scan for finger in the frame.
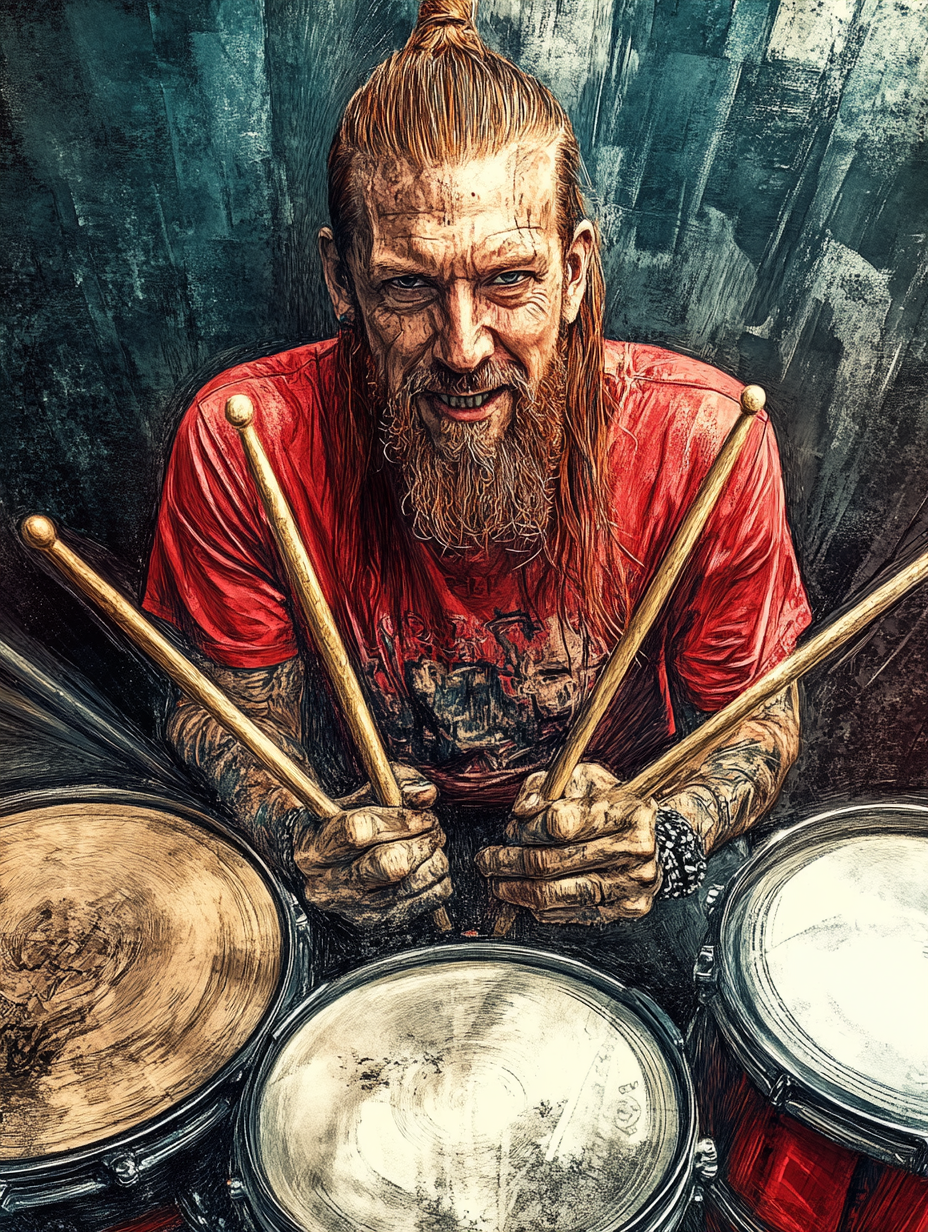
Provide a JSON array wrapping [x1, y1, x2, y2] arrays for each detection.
[[509, 791, 652, 846], [490, 868, 657, 912], [361, 854, 451, 912], [560, 761, 621, 799], [379, 871, 453, 927], [392, 763, 439, 808], [353, 830, 442, 888], [397, 847, 449, 898], [533, 895, 656, 925], [510, 771, 550, 818], [477, 836, 656, 880], [306, 808, 440, 864], [336, 780, 376, 809]]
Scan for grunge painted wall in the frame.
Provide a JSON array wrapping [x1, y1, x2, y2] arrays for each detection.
[[1, 0, 926, 810]]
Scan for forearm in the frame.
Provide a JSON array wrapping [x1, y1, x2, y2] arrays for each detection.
[[165, 656, 312, 884], [659, 683, 800, 854]]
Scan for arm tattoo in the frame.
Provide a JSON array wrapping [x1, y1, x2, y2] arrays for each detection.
[[165, 654, 314, 887], [659, 683, 800, 854]]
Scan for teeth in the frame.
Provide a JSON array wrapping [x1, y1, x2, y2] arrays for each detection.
[[438, 391, 496, 410]]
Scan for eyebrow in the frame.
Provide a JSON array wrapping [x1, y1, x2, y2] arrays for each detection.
[[369, 247, 547, 283]]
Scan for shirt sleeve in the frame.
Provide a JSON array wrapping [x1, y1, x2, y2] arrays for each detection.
[[669, 411, 812, 712], [143, 391, 299, 668]]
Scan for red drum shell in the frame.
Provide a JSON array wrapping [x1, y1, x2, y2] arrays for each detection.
[[692, 803, 928, 1232], [693, 1014, 928, 1232]]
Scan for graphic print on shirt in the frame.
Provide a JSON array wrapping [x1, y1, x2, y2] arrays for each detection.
[[361, 609, 602, 777]]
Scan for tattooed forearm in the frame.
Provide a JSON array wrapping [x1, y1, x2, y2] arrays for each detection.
[[165, 655, 313, 885], [658, 683, 800, 854]]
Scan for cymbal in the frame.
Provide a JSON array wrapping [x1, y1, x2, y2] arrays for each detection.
[[0, 800, 283, 1159]]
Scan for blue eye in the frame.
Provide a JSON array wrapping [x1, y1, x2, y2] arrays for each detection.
[[390, 275, 427, 289], [492, 271, 529, 286]]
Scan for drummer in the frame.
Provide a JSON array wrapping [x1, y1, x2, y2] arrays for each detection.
[[143, 0, 810, 1017]]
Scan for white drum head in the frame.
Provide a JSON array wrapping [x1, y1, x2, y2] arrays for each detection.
[[720, 805, 928, 1135], [246, 948, 689, 1232]]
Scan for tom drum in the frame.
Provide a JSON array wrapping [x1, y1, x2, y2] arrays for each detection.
[[232, 942, 717, 1232], [690, 802, 928, 1232], [0, 789, 305, 1232]]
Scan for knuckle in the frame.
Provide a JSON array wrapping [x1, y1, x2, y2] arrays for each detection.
[[345, 810, 377, 848]]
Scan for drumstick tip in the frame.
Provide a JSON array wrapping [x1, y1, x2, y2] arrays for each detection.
[[225, 394, 255, 429], [740, 384, 766, 415], [21, 514, 58, 550]]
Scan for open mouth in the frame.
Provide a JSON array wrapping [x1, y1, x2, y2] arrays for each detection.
[[428, 388, 507, 420]]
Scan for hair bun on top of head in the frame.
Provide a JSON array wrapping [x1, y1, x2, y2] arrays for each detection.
[[405, 0, 481, 51]]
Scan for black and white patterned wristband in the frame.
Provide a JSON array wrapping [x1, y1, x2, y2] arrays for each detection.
[[654, 807, 707, 899]]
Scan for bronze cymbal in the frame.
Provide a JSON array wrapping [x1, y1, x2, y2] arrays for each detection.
[[0, 801, 283, 1159]]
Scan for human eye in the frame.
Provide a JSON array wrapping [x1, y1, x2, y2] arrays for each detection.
[[490, 270, 531, 286], [388, 274, 429, 290]]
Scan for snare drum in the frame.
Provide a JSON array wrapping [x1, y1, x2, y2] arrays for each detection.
[[233, 943, 716, 1232], [690, 803, 928, 1232], [0, 789, 305, 1232]]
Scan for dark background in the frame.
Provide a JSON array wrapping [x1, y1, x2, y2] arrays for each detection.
[[1, 0, 926, 814]]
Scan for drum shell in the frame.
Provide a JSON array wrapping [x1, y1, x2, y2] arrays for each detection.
[[692, 1012, 928, 1232], [0, 788, 309, 1232], [690, 803, 928, 1232], [231, 942, 708, 1232]]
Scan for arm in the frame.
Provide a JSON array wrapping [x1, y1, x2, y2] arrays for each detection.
[[659, 681, 800, 854], [165, 654, 451, 927], [166, 655, 311, 883], [476, 683, 800, 924]]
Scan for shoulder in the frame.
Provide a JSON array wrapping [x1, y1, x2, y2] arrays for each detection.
[[603, 340, 772, 476], [181, 337, 340, 446], [604, 340, 750, 442]]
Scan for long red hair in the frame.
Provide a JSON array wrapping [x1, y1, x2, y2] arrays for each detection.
[[325, 0, 626, 644]]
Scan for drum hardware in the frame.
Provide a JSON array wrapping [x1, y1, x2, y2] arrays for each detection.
[[693, 946, 717, 1002], [103, 1154, 140, 1189], [691, 803, 928, 1231], [225, 393, 453, 934], [492, 384, 767, 936]]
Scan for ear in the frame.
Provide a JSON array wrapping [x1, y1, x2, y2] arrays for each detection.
[[318, 227, 356, 322], [562, 220, 596, 325]]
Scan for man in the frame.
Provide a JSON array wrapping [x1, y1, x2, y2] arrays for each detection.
[[144, 0, 809, 1009]]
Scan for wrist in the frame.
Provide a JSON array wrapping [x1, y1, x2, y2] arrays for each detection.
[[658, 787, 718, 851], [653, 805, 707, 899]]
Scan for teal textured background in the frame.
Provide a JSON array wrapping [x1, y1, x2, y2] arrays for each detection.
[[1, 0, 927, 807]]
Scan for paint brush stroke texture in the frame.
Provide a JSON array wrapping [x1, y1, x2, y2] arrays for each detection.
[[1, 0, 926, 806]]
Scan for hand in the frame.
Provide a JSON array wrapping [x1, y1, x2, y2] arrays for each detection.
[[293, 764, 451, 929], [476, 763, 662, 925]]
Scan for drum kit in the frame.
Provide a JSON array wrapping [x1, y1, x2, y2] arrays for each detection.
[[3, 384, 928, 1231]]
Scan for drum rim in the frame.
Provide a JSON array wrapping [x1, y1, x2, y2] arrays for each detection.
[[234, 940, 699, 1232], [0, 785, 303, 1189], [708, 800, 928, 1171]]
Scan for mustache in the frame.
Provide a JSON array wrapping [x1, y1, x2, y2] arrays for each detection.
[[401, 360, 531, 400]]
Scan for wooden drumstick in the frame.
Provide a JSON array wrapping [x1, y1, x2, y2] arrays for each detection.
[[492, 384, 765, 936], [494, 544, 928, 932], [623, 544, 928, 800], [20, 515, 340, 822], [225, 395, 453, 933]]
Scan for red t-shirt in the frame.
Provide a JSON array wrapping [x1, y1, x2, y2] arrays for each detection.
[[144, 338, 811, 806]]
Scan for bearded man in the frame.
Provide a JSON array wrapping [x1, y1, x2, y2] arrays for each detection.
[[143, 0, 810, 1015]]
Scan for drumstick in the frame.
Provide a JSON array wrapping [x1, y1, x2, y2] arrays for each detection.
[[544, 384, 766, 801], [492, 384, 765, 936], [623, 544, 928, 800], [225, 395, 453, 933], [20, 515, 340, 822], [494, 544, 928, 931]]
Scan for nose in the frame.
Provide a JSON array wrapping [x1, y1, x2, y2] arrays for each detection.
[[434, 282, 494, 373]]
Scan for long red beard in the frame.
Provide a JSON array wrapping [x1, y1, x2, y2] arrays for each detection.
[[381, 350, 567, 554]]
